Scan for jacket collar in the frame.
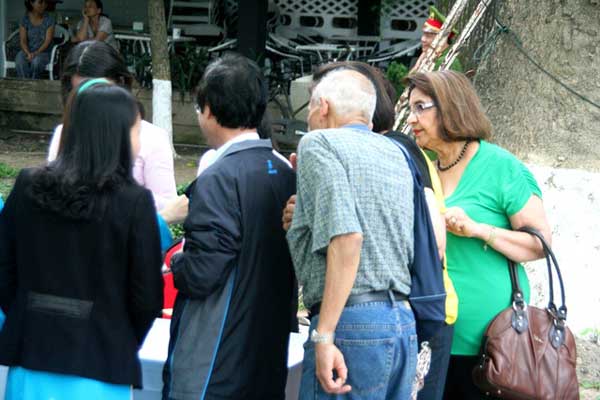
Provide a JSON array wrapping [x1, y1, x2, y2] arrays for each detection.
[[218, 139, 273, 161]]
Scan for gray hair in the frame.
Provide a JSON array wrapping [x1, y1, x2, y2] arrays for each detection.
[[310, 68, 377, 122]]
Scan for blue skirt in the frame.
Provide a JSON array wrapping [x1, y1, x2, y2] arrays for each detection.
[[5, 367, 131, 400]]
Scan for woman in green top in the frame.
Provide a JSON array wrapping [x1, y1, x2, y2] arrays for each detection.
[[405, 70, 552, 399]]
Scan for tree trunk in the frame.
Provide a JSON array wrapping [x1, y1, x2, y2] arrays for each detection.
[[473, 0, 600, 171], [148, 0, 176, 156], [0, 0, 6, 77]]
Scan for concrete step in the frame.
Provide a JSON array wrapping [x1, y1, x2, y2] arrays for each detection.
[[172, 15, 210, 23], [172, 0, 210, 8], [175, 23, 223, 36]]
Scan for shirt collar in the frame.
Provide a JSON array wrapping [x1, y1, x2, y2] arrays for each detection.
[[213, 131, 260, 163], [342, 123, 371, 132]]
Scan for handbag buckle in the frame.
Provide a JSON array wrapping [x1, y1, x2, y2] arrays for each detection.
[[549, 323, 565, 349], [511, 307, 528, 333], [512, 291, 527, 311]]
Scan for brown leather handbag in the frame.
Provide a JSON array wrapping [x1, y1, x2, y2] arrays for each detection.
[[472, 227, 579, 400]]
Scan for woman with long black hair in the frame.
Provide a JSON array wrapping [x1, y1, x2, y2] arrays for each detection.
[[0, 79, 163, 399]]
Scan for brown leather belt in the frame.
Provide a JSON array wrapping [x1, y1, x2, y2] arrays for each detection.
[[309, 290, 408, 317]]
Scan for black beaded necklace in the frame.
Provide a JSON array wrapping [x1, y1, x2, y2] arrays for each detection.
[[437, 140, 471, 171]]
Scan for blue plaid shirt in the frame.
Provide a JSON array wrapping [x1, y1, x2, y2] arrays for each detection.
[[287, 125, 414, 308]]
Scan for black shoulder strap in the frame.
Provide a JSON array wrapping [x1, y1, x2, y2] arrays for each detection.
[[386, 137, 423, 189], [517, 226, 566, 319]]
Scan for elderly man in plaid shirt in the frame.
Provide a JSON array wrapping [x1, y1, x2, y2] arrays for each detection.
[[287, 68, 418, 400]]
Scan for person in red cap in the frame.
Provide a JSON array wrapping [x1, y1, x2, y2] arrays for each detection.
[[411, 6, 462, 73]]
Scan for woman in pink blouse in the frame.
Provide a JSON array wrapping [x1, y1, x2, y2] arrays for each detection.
[[48, 40, 176, 210]]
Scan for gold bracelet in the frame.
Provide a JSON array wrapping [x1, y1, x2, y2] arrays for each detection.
[[484, 226, 497, 251]]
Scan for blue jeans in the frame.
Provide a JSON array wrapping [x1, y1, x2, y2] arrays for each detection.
[[16, 50, 49, 79], [300, 298, 418, 400], [417, 323, 454, 400]]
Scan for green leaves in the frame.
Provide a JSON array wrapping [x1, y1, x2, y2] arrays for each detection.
[[170, 44, 209, 101], [0, 162, 18, 178], [385, 61, 409, 101]]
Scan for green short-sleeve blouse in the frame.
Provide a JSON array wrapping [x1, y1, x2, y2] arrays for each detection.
[[445, 140, 542, 355]]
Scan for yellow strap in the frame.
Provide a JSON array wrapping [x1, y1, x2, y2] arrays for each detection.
[[420, 148, 458, 324]]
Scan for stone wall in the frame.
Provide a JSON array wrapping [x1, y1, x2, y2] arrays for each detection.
[[0, 79, 203, 145], [526, 165, 600, 336]]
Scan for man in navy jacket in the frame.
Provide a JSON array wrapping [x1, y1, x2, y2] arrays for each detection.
[[162, 54, 297, 400]]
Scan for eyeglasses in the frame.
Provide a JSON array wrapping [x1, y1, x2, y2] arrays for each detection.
[[194, 104, 201, 115], [409, 101, 436, 117]]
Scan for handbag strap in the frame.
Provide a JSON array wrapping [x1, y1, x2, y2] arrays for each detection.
[[507, 259, 524, 304], [517, 226, 567, 321]]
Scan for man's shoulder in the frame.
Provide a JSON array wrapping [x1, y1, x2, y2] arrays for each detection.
[[228, 146, 295, 177], [302, 126, 367, 140], [298, 127, 371, 152], [299, 129, 327, 146]]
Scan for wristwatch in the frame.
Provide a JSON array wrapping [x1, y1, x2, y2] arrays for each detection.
[[310, 329, 335, 344]]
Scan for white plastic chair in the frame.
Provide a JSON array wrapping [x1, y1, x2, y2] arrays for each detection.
[[2, 25, 70, 80]]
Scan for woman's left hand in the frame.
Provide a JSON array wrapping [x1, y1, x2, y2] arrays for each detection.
[[444, 206, 482, 238]]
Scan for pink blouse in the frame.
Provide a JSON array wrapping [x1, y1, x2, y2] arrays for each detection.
[[48, 120, 177, 211]]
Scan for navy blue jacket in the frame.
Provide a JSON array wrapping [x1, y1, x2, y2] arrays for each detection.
[[163, 140, 297, 400], [0, 169, 163, 388]]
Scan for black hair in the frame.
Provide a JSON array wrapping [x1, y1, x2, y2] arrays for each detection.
[[30, 80, 139, 220], [257, 111, 272, 139], [312, 61, 396, 133], [84, 0, 108, 17], [196, 53, 267, 130], [60, 40, 132, 105], [25, 0, 47, 12], [87, 0, 103, 11]]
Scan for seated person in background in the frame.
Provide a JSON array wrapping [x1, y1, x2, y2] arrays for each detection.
[[73, 0, 118, 51], [16, 0, 55, 79]]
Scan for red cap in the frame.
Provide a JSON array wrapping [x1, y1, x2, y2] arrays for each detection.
[[423, 18, 443, 33]]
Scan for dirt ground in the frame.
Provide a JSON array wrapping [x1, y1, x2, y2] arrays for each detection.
[[0, 131, 202, 193], [1, 132, 600, 398]]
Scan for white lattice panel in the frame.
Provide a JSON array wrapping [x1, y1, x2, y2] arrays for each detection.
[[225, 0, 434, 40], [273, 0, 358, 39], [381, 0, 431, 19], [380, 0, 434, 40], [275, 0, 357, 17]]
